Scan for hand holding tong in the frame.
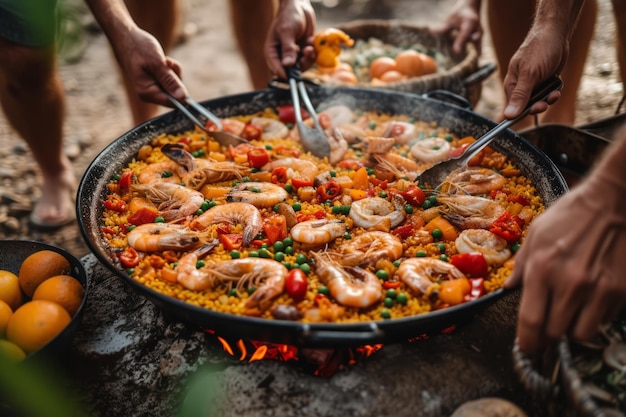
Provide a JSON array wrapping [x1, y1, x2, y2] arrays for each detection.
[[415, 74, 564, 188], [163, 91, 247, 147]]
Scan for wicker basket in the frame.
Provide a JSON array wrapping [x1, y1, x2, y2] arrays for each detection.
[[333, 19, 485, 106]]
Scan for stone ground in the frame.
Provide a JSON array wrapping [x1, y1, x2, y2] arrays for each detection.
[[0, 0, 623, 259]]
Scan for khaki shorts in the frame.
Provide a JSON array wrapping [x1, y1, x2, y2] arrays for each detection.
[[0, 0, 59, 46]]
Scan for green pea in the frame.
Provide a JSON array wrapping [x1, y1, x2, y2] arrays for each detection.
[[208, 200, 218, 208], [200, 200, 210, 211], [295, 254, 308, 265], [439, 254, 448, 262], [386, 289, 397, 299], [127, 225, 136, 232], [422, 200, 433, 210], [196, 149, 206, 156], [437, 243, 447, 254], [154, 216, 165, 223], [379, 191, 388, 198], [282, 261, 292, 269], [376, 270, 389, 280], [428, 195, 438, 205], [445, 134, 453, 142], [232, 180, 239, 187], [273, 204, 280, 212], [429, 131, 438, 137], [248, 251, 259, 258], [126, 268, 135, 275], [228, 288, 238, 297], [230, 250, 241, 259], [343, 233, 352, 240], [273, 241, 284, 252], [196, 260, 206, 269], [161, 170, 173, 178], [380, 309, 391, 319], [299, 263, 311, 274], [431, 228, 443, 240], [368, 121, 377, 129], [265, 144, 273, 150], [366, 167, 375, 176], [383, 297, 395, 308], [259, 248, 271, 258], [284, 184, 293, 193], [292, 202, 302, 211], [285, 246, 295, 255], [404, 205, 413, 214], [511, 242, 521, 253], [274, 252, 285, 262], [192, 151, 200, 157], [397, 293, 408, 305], [195, 209, 204, 216], [113, 173, 121, 180], [261, 243, 268, 249], [282, 237, 293, 247], [329, 170, 336, 177], [250, 167, 260, 173], [247, 286, 257, 295], [242, 176, 251, 182], [251, 187, 260, 193], [392, 260, 401, 268], [416, 250, 427, 257], [317, 286, 330, 295], [332, 205, 342, 214]]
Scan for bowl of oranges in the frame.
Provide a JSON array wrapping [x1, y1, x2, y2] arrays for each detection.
[[0, 240, 88, 363]]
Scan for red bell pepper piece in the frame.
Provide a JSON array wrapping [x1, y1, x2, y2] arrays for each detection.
[[219, 233, 243, 251], [392, 224, 414, 239], [104, 198, 126, 212], [262, 214, 288, 244], [118, 171, 135, 191], [506, 194, 531, 206], [246, 147, 270, 168], [489, 211, 523, 243], [450, 252, 489, 278], [127, 207, 158, 226], [240, 122, 262, 141], [383, 281, 402, 289], [291, 177, 313, 189]]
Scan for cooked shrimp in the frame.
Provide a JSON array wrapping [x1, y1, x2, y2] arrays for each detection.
[[131, 182, 205, 221], [410, 137, 451, 164], [226, 182, 289, 208], [332, 231, 403, 267], [384, 121, 418, 145], [444, 167, 506, 195], [290, 219, 346, 246], [336, 118, 368, 144], [374, 153, 421, 181], [127, 223, 212, 252], [175, 242, 222, 290], [455, 229, 512, 265], [310, 252, 383, 308], [349, 195, 406, 231], [250, 117, 289, 140], [319, 105, 355, 127], [136, 161, 185, 184], [262, 158, 319, 180], [221, 118, 246, 136], [397, 258, 466, 296], [189, 202, 263, 246], [437, 194, 506, 230], [327, 128, 349, 164]]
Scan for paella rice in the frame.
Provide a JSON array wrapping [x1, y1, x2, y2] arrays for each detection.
[[99, 105, 544, 323]]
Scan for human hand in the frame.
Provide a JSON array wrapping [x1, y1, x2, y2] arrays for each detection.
[[501, 24, 568, 120], [429, 0, 482, 55], [113, 26, 188, 107], [505, 172, 626, 354], [265, 0, 316, 79]]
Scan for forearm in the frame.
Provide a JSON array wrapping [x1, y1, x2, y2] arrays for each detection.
[[533, 0, 585, 39], [583, 132, 626, 213], [84, 0, 139, 47]]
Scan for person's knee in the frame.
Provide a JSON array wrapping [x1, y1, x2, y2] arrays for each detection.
[[0, 43, 56, 92]]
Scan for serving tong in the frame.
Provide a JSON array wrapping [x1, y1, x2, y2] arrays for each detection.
[[163, 91, 248, 147], [416, 74, 564, 188], [285, 65, 331, 159]]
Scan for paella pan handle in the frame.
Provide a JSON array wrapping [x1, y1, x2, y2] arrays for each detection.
[[299, 323, 384, 345], [422, 90, 472, 109]]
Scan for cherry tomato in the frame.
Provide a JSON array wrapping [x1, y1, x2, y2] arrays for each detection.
[[119, 247, 140, 268], [278, 104, 310, 125], [240, 122, 262, 141], [246, 147, 270, 168], [450, 253, 489, 278], [392, 224, 414, 239], [104, 198, 126, 212], [316, 180, 341, 200], [118, 171, 135, 190], [271, 167, 288, 184], [285, 269, 308, 299], [489, 211, 523, 243], [400, 185, 426, 206]]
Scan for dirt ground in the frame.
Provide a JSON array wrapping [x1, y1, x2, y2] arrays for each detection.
[[0, 0, 623, 259]]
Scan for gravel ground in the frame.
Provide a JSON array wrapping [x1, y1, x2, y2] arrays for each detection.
[[0, 0, 622, 259]]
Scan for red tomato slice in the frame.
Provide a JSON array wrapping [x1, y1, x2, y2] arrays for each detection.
[[247, 147, 270, 168], [285, 269, 308, 299], [400, 185, 426, 206], [127, 207, 158, 226], [489, 212, 523, 243]]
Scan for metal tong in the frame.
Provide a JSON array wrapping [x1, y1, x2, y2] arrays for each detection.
[[163, 91, 247, 147], [285, 65, 331, 158], [415, 74, 564, 188]]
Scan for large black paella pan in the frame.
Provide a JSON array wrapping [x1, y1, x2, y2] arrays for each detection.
[[77, 87, 567, 347]]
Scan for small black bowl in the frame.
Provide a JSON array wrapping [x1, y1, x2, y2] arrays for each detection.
[[0, 240, 89, 362]]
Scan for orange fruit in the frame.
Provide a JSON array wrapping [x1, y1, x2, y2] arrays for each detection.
[[419, 53, 438, 75], [19, 250, 71, 297], [395, 50, 424, 77], [6, 300, 71, 354], [32, 275, 85, 316], [0, 339, 26, 362], [0, 270, 23, 310], [0, 300, 12, 337]]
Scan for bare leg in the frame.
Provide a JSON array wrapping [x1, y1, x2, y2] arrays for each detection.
[[229, 0, 278, 90], [0, 38, 75, 226], [487, 0, 597, 129], [123, 0, 180, 125]]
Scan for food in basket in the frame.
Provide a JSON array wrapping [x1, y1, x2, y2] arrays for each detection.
[[99, 105, 543, 323], [306, 28, 439, 86]]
